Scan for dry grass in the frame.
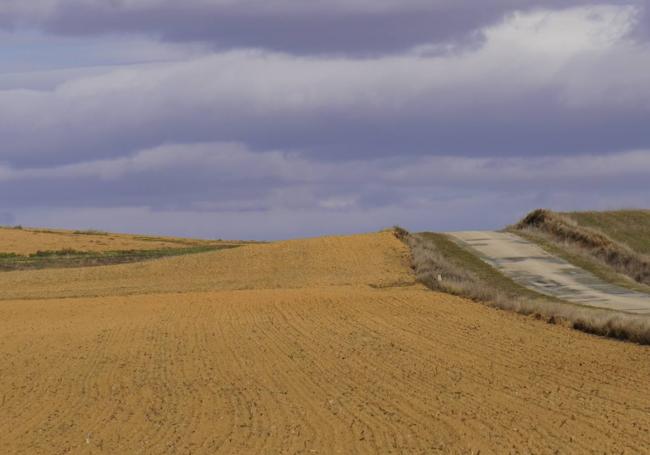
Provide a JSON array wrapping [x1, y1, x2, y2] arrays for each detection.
[[399, 228, 650, 345], [512, 209, 650, 286]]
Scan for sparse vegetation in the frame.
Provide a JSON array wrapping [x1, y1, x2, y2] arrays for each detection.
[[511, 209, 650, 288], [73, 229, 108, 236], [32, 248, 82, 257], [397, 228, 650, 345], [0, 245, 238, 272]]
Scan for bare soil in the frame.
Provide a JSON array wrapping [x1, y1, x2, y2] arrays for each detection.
[[1, 231, 649, 454]]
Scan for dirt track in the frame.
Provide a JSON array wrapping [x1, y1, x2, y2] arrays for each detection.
[[1, 232, 650, 454], [448, 231, 650, 314]]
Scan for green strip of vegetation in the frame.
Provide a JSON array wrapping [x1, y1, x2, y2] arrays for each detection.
[[72, 229, 109, 235], [0, 245, 239, 272]]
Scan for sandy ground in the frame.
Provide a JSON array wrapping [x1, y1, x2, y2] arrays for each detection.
[[0, 227, 224, 255], [448, 231, 650, 314], [1, 231, 650, 454]]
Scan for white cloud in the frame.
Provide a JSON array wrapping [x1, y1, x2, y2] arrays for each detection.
[[0, 5, 647, 164], [2, 141, 648, 188]]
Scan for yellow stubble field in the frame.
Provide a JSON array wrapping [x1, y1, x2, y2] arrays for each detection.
[[0, 226, 231, 255]]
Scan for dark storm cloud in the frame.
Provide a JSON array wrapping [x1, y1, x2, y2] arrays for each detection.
[[0, 0, 607, 55]]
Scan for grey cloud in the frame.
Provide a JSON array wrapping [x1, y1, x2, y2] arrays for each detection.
[[1, 3, 649, 239], [2, 6, 650, 168], [2, 141, 647, 239], [1, 142, 648, 212], [0, 212, 15, 225], [9, 190, 647, 241], [0, 0, 607, 55]]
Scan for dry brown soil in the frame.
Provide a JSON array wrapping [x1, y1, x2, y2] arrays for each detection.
[[1, 231, 649, 454]]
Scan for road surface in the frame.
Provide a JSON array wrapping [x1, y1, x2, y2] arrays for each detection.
[[447, 231, 650, 314]]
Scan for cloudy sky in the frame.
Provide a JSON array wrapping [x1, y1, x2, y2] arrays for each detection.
[[1, 1, 649, 239]]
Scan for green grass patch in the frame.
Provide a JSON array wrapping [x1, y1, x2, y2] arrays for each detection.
[[73, 229, 109, 236]]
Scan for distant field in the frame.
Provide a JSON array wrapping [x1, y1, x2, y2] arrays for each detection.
[[563, 210, 650, 255], [0, 226, 219, 255], [0, 226, 246, 271], [1, 229, 650, 453]]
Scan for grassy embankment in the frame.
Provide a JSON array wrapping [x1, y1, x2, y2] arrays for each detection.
[[508, 209, 650, 293], [395, 226, 650, 345]]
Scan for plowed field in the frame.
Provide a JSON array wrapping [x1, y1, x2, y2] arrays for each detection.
[[1, 231, 649, 454]]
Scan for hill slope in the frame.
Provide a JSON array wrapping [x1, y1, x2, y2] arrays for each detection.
[[0, 232, 413, 300], [1, 230, 650, 453], [563, 209, 650, 255]]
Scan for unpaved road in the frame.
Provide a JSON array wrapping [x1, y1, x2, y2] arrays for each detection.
[[2, 231, 650, 454], [448, 231, 650, 314]]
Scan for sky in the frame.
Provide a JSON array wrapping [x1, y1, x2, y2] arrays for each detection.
[[0, 1, 649, 240]]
